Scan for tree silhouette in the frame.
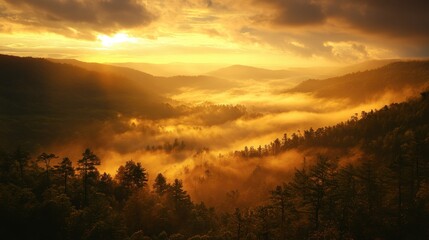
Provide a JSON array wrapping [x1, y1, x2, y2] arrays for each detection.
[[169, 179, 191, 211], [116, 160, 147, 190], [54, 157, 74, 194], [270, 184, 293, 240], [233, 208, 243, 240], [77, 148, 100, 205], [37, 152, 58, 183], [11, 147, 30, 183], [153, 173, 169, 196]]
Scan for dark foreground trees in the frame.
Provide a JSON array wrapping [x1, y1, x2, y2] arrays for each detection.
[[3, 142, 427, 239], [0, 148, 219, 240]]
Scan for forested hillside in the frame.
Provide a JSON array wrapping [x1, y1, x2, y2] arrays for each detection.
[[49, 58, 238, 94], [234, 91, 429, 239], [287, 61, 429, 103], [0, 55, 178, 149], [0, 55, 246, 151], [1, 88, 428, 239]]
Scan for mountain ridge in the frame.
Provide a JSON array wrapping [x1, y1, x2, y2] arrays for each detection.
[[286, 61, 429, 103], [207, 64, 294, 80], [0, 54, 176, 149], [49, 58, 237, 94]]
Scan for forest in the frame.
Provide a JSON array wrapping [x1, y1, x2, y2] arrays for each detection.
[[1, 89, 428, 240]]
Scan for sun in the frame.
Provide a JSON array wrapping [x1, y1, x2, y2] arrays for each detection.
[[97, 33, 137, 47]]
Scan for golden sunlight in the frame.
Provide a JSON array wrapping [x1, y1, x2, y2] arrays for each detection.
[[97, 33, 137, 47]]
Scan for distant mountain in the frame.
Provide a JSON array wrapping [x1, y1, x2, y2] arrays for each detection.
[[207, 65, 294, 80], [112, 62, 226, 77], [286, 61, 429, 103], [114, 60, 396, 82], [0, 55, 176, 149], [49, 59, 237, 94], [335, 59, 399, 75], [287, 59, 401, 81]]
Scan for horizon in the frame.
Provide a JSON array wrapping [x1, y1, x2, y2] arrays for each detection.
[[1, 0, 429, 68], [5, 52, 428, 72]]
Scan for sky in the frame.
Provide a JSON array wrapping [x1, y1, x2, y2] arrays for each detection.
[[1, 0, 429, 67]]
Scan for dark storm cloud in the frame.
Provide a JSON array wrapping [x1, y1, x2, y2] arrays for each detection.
[[255, 0, 325, 26], [331, 0, 429, 39], [255, 0, 429, 39], [1, 0, 154, 36]]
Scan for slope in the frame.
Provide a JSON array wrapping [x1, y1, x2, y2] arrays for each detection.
[[0, 54, 176, 149], [334, 59, 399, 75], [49, 59, 237, 94], [286, 61, 429, 103], [112, 62, 226, 77]]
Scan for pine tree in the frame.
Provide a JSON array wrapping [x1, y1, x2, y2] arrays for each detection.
[[270, 184, 293, 240], [37, 152, 58, 183], [169, 179, 192, 215], [11, 147, 30, 183], [153, 173, 169, 196], [116, 160, 148, 199], [77, 148, 100, 206], [54, 157, 74, 194]]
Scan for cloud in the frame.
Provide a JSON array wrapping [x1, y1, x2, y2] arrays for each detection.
[[254, 0, 429, 40], [223, 26, 393, 62], [1, 0, 428, 63], [332, 0, 429, 39], [324, 41, 370, 62], [254, 0, 325, 26], [1, 0, 155, 38]]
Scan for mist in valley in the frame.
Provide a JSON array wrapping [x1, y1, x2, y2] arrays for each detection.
[[2, 56, 424, 209]]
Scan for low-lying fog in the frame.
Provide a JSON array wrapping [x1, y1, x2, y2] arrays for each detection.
[[46, 72, 415, 209]]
